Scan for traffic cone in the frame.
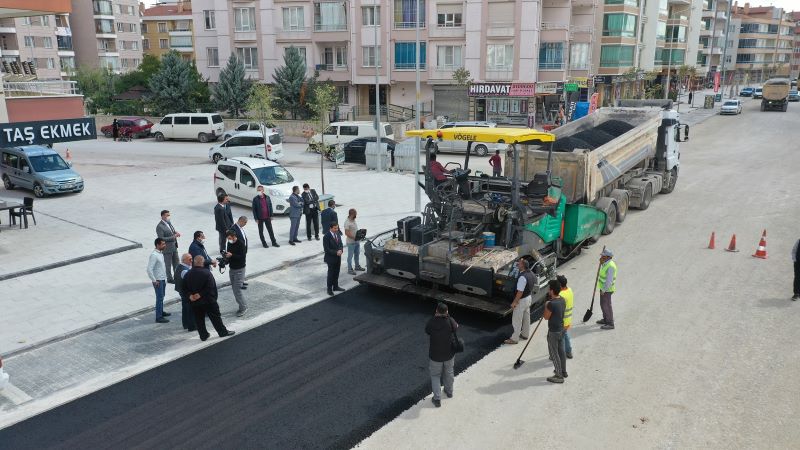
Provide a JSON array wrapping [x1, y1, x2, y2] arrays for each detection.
[[725, 234, 739, 252], [752, 235, 768, 259], [707, 231, 716, 249]]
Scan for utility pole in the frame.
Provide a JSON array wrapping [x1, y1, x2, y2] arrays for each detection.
[[414, 0, 421, 212], [771, 8, 783, 79], [373, 3, 382, 167], [719, 0, 733, 97]]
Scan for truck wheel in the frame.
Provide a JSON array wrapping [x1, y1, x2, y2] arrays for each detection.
[[661, 168, 679, 194], [601, 202, 617, 235], [783, 104, 788, 112], [474, 145, 488, 157], [760, 102, 765, 111], [639, 184, 653, 210], [610, 189, 629, 223]]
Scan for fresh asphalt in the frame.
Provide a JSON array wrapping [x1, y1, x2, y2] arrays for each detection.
[[0, 286, 538, 449]]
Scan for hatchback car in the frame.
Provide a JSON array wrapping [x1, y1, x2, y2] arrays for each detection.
[[101, 117, 153, 139], [1, 146, 84, 197], [214, 157, 294, 214], [739, 87, 754, 97], [343, 137, 396, 164], [788, 90, 799, 102], [208, 131, 284, 163], [753, 88, 763, 99], [222, 122, 284, 141], [720, 100, 743, 115]]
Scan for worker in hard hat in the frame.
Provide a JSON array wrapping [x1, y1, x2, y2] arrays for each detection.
[[596, 248, 617, 330], [557, 275, 574, 359]]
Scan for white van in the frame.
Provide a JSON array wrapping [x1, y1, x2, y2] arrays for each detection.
[[310, 121, 395, 147], [208, 131, 284, 163], [214, 157, 295, 214], [151, 113, 225, 143]]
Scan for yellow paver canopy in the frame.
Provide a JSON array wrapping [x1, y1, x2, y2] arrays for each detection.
[[405, 127, 555, 144]]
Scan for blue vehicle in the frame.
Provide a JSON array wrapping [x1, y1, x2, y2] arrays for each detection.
[[788, 90, 799, 102], [739, 87, 754, 97], [1, 146, 84, 198]]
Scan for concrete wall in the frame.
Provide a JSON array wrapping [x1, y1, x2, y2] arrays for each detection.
[[5, 96, 85, 122]]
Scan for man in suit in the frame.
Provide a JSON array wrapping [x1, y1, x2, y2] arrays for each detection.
[[252, 185, 280, 248], [230, 215, 249, 290], [320, 200, 338, 235], [288, 185, 303, 245], [323, 222, 345, 296], [214, 193, 234, 254], [174, 253, 195, 332], [302, 183, 321, 241], [184, 255, 236, 341], [188, 230, 217, 269], [156, 209, 181, 283]]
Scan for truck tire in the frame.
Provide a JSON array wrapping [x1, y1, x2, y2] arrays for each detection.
[[610, 189, 629, 223], [760, 101, 766, 111], [782, 103, 788, 112], [661, 168, 679, 194], [595, 197, 617, 235], [639, 183, 653, 210]]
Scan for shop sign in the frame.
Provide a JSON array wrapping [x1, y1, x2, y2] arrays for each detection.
[[570, 78, 589, 88], [468, 83, 535, 97], [536, 82, 562, 95], [564, 83, 579, 92], [593, 75, 612, 85], [0, 117, 97, 147]]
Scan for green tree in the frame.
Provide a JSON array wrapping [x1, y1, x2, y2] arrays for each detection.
[[452, 67, 472, 120], [308, 82, 339, 193], [187, 61, 212, 112], [115, 54, 161, 94], [273, 47, 313, 119], [214, 55, 252, 118], [245, 83, 278, 157], [73, 65, 115, 114], [147, 51, 194, 115]]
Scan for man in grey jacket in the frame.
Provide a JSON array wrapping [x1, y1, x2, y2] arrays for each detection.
[[288, 185, 303, 245], [156, 210, 181, 283]]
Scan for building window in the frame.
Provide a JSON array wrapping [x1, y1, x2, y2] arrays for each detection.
[[603, 14, 637, 38], [658, 0, 668, 15], [336, 86, 349, 104], [207, 47, 219, 67], [436, 45, 462, 69], [41, 36, 53, 49], [129, 23, 137, 33], [362, 46, 381, 67], [570, 42, 590, 70], [132, 40, 138, 50], [116, 22, 124, 33], [656, 21, 666, 40], [204, 10, 216, 30], [142, 38, 149, 50], [283, 46, 306, 65], [238, 47, 260, 69], [23, 36, 34, 48], [437, 5, 462, 27], [59, 56, 75, 72], [283, 7, 305, 30], [94, 0, 113, 15], [666, 25, 686, 43], [362, 6, 380, 26], [315, 2, 348, 32], [42, 16, 50, 26], [394, 0, 425, 29], [599, 45, 634, 67], [394, 42, 426, 69], [234, 7, 257, 32], [57, 35, 73, 50], [170, 36, 192, 48], [141, 23, 148, 33], [158, 22, 167, 33], [336, 46, 347, 67], [539, 42, 565, 69], [487, 44, 513, 70], [159, 39, 168, 49], [658, 48, 685, 65]]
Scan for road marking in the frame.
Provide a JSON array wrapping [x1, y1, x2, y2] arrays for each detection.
[[257, 277, 312, 295], [1, 383, 33, 405]]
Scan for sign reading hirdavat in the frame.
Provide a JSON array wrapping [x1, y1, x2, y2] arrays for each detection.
[[468, 83, 536, 97], [0, 117, 97, 147]]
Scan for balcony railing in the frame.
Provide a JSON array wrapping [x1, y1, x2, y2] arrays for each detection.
[[3, 81, 80, 97], [394, 21, 426, 29], [315, 63, 348, 71], [395, 62, 427, 70], [539, 62, 565, 70], [314, 23, 347, 32]]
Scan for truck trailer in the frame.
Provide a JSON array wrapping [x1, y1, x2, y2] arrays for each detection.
[[761, 78, 790, 112], [353, 104, 685, 316]]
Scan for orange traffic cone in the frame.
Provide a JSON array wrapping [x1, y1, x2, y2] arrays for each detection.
[[752, 235, 768, 259], [725, 234, 739, 252], [707, 232, 716, 249]]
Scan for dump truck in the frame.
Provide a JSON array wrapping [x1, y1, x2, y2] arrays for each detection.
[[353, 103, 685, 316], [761, 78, 790, 112]]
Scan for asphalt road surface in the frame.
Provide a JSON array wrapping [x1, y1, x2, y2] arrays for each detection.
[[0, 286, 523, 449]]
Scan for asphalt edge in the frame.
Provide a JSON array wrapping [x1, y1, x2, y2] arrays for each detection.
[[0, 243, 143, 282]]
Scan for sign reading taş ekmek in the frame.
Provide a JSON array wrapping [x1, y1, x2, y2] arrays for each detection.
[[468, 83, 536, 97], [0, 117, 97, 147]]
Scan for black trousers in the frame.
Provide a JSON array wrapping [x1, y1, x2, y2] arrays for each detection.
[[305, 211, 320, 239], [180, 293, 196, 330], [794, 260, 800, 295], [326, 258, 341, 290], [217, 231, 226, 254], [257, 219, 278, 245], [191, 300, 229, 339]]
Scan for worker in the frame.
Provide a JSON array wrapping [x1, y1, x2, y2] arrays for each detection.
[[429, 153, 451, 186], [488, 149, 502, 177], [596, 248, 617, 330], [505, 259, 534, 345], [543, 279, 566, 383], [557, 275, 574, 359]]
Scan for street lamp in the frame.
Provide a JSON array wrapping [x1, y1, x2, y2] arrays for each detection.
[[663, 4, 694, 101]]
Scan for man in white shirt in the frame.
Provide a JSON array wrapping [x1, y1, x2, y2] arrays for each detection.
[[505, 259, 534, 344], [146, 238, 171, 323]]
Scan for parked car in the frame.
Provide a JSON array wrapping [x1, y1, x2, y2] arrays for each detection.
[[214, 157, 294, 214], [720, 99, 743, 115], [310, 121, 395, 148], [739, 87, 754, 97], [208, 131, 284, 163], [422, 121, 502, 157], [753, 88, 763, 99], [150, 113, 224, 143], [788, 90, 800, 102], [1, 146, 84, 197], [343, 137, 397, 164], [222, 122, 284, 141], [100, 117, 153, 139], [0, 355, 9, 391]]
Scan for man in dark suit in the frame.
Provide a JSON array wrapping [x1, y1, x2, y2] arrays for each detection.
[[214, 193, 234, 254], [184, 255, 235, 341], [252, 185, 280, 248], [302, 183, 320, 241], [323, 222, 345, 296], [188, 230, 217, 269], [156, 209, 181, 283], [174, 253, 195, 332], [320, 200, 338, 235]]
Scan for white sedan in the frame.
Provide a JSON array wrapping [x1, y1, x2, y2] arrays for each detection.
[[720, 99, 742, 115]]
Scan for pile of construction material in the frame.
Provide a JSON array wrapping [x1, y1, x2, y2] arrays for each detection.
[[552, 120, 635, 152]]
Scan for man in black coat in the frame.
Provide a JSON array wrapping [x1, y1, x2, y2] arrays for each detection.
[[214, 193, 234, 254], [425, 302, 457, 407], [320, 200, 338, 235], [323, 222, 344, 296], [302, 183, 320, 241], [174, 253, 195, 332], [252, 185, 280, 248], [188, 230, 217, 269], [184, 255, 235, 341]]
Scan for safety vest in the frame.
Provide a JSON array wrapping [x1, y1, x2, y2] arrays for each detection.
[[597, 260, 617, 293], [561, 287, 574, 328]]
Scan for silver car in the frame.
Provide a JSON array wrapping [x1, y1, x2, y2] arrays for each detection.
[[720, 99, 742, 115], [435, 121, 501, 157], [222, 122, 285, 141]]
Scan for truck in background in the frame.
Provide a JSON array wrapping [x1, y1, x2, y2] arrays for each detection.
[[761, 78, 791, 112]]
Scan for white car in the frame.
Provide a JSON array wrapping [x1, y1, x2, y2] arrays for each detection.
[[208, 131, 284, 163], [214, 157, 295, 214], [310, 121, 395, 148], [0, 356, 9, 391], [720, 99, 742, 115], [151, 113, 224, 143], [222, 122, 284, 141]]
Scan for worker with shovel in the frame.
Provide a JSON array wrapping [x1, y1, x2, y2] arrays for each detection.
[[597, 248, 617, 330]]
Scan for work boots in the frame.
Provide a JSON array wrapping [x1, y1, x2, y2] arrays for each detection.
[[547, 375, 565, 384]]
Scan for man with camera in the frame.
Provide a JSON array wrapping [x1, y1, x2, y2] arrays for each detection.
[[184, 255, 235, 341], [224, 230, 248, 317]]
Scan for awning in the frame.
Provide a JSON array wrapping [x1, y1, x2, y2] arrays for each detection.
[[406, 127, 555, 144]]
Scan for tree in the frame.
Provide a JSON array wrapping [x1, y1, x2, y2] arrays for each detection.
[[187, 61, 212, 112], [115, 54, 161, 94], [308, 82, 339, 193], [73, 65, 115, 114], [147, 51, 194, 116], [273, 47, 313, 119], [245, 83, 277, 158], [452, 67, 472, 120], [214, 55, 252, 117]]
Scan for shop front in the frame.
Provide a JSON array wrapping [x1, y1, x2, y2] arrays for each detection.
[[467, 83, 536, 126]]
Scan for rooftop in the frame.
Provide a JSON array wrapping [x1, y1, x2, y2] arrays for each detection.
[[143, 3, 191, 17]]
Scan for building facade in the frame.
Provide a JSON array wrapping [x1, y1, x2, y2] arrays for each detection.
[[0, 13, 76, 80], [731, 4, 793, 84], [142, 0, 194, 61], [70, 0, 143, 73], [792, 11, 800, 79]]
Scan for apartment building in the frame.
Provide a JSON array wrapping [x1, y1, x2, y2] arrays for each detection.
[[792, 11, 799, 79], [192, 0, 598, 125], [70, 0, 143, 73], [0, 13, 76, 80], [697, 0, 735, 80], [142, 0, 194, 61], [732, 4, 793, 83]]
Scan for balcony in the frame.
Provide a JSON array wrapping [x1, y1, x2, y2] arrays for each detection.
[[169, 30, 192, 36], [668, 0, 690, 4], [571, 0, 596, 6], [0, 18, 16, 33], [539, 62, 566, 70], [487, 22, 515, 38], [394, 21, 426, 30], [276, 27, 312, 41], [314, 23, 347, 32], [428, 25, 465, 38], [234, 31, 258, 42], [55, 27, 71, 36], [485, 68, 513, 81], [429, 65, 459, 80], [3, 81, 81, 98]]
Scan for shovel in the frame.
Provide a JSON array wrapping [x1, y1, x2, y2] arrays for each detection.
[[512, 317, 544, 370], [582, 246, 605, 323]]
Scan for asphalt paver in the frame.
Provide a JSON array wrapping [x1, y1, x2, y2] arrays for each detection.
[[0, 286, 512, 449]]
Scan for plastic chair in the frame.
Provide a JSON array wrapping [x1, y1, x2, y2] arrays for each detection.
[[10, 197, 36, 228]]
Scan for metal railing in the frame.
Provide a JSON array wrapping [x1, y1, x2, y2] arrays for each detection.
[[314, 23, 347, 31], [538, 62, 565, 70], [3, 81, 81, 97]]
